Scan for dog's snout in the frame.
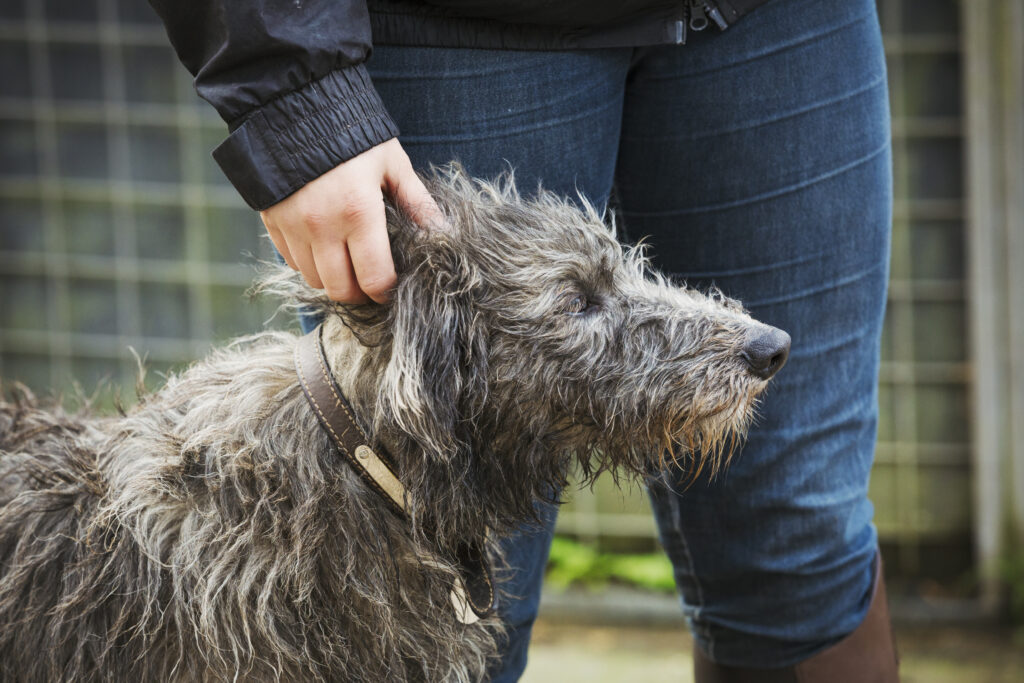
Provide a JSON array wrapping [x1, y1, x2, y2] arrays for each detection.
[[742, 327, 791, 380]]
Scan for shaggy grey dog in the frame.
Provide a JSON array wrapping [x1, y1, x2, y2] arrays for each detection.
[[0, 167, 788, 682]]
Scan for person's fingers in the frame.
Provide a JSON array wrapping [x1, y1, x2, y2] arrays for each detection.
[[311, 242, 368, 304], [346, 215, 397, 304], [312, 186, 395, 304], [264, 222, 297, 270], [386, 151, 445, 231], [290, 240, 323, 290]]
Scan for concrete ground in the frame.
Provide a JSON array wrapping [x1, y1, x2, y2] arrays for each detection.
[[522, 619, 1024, 683]]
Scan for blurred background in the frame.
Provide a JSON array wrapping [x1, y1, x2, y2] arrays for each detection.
[[0, 0, 1022, 680]]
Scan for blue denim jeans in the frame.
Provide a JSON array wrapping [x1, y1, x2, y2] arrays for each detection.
[[361, 0, 891, 676]]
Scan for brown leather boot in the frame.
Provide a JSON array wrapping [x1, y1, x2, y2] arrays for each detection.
[[693, 555, 899, 683]]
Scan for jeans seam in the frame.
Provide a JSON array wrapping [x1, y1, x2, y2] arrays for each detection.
[[667, 482, 714, 660], [626, 138, 890, 217], [623, 73, 885, 143], [398, 97, 622, 144]]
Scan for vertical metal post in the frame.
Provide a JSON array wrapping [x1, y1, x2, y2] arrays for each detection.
[[961, 0, 1024, 615]]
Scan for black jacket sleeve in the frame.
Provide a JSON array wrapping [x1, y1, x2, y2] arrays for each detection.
[[149, 0, 400, 210]]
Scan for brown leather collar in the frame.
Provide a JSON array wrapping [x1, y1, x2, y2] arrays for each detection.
[[294, 323, 407, 516], [294, 324, 495, 622]]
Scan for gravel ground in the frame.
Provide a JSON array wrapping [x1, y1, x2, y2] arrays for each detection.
[[522, 619, 1024, 683]]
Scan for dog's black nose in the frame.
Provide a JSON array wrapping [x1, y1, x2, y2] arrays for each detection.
[[742, 327, 791, 380]]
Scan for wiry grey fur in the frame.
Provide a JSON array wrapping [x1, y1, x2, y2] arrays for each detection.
[[0, 166, 782, 681]]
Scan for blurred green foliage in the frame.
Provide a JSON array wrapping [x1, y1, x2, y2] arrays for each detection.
[[545, 536, 676, 593], [1001, 546, 1024, 625]]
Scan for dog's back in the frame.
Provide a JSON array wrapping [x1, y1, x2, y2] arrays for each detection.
[[0, 334, 501, 682], [0, 392, 177, 681]]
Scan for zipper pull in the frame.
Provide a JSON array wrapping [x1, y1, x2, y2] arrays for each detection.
[[688, 0, 708, 31], [705, 2, 729, 30], [689, 1, 730, 31]]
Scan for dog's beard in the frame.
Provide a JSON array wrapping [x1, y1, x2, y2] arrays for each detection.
[[556, 375, 763, 489], [666, 395, 758, 482]]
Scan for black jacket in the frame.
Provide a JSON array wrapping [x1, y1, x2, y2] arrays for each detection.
[[149, 0, 773, 211]]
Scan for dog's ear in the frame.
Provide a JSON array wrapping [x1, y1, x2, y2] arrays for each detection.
[[377, 235, 485, 462]]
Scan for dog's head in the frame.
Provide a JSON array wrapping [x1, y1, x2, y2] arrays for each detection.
[[261, 165, 789, 537]]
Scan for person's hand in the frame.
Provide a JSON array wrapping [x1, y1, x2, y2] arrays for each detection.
[[260, 138, 441, 304]]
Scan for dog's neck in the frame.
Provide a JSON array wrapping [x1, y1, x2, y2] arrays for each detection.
[[319, 317, 366, 404], [317, 316, 400, 459]]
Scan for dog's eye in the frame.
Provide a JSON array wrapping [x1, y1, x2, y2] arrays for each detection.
[[565, 294, 593, 316]]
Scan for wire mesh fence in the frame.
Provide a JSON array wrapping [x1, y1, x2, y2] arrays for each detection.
[[0, 0, 279, 408]]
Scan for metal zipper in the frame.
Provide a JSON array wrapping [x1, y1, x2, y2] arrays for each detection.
[[674, 19, 685, 44], [689, 0, 729, 32], [674, 4, 687, 44], [676, 0, 729, 44], [689, 0, 708, 30]]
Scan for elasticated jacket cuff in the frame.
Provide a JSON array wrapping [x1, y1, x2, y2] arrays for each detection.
[[212, 63, 400, 211]]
